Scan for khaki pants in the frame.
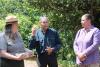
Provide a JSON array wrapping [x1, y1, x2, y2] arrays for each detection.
[[79, 64, 99, 67]]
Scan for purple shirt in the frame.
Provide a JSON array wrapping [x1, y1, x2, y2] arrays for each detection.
[[73, 26, 100, 64]]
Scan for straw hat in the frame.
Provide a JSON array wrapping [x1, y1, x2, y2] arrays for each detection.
[[5, 15, 18, 23]]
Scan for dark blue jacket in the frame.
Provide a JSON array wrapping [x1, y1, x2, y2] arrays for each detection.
[[29, 28, 61, 55]]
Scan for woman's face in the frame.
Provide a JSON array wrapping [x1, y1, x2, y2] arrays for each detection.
[[12, 22, 18, 33], [81, 16, 90, 29], [7, 21, 18, 33]]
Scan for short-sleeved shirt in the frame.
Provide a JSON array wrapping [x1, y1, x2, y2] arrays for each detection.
[[0, 32, 25, 55]]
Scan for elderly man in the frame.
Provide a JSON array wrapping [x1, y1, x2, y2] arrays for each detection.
[[29, 16, 61, 67]]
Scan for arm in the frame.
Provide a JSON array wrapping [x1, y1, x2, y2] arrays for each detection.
[[29, 36, 36, 49], [46, 31, 61, 55], [0, 50, 24, 60], [82, 30, 100, 56], [73, 30, 80, 55], [53, 31, 61, 53], [29, 27, 39, 50], [73, 30, 86, 61], [29, 36, 38, 50]]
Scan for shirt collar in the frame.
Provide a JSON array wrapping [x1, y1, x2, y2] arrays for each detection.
[[83, 25, 94, 32], [40, 28, 49, 34]]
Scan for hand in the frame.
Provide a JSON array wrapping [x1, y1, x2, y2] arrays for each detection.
[[31, 27, 36, 36], [25, 51, 33, 58], [25, 49, 33, 58], [77, 53, 87, 61], [15, 53, 27, 60], [45, 47, 54, 55]]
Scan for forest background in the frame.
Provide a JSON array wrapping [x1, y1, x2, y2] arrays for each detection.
[[0, 0, 100, 67]]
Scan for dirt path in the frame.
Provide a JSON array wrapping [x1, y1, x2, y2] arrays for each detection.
[[24, 57, 39, 67], [24, 57, 61, 67], [24, 59, 38, 67]]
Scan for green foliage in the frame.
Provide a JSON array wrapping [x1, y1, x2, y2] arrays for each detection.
[[0, 20, 5, 31], [59, 60, 77, 67], [16, 13, 32, 46], [0, 0, 100, 66]]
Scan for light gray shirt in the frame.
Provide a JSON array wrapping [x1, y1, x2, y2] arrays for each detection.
[[0, 32, 25, 55]]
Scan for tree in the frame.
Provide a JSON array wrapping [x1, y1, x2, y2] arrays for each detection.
[[0, 0, 100, 65]]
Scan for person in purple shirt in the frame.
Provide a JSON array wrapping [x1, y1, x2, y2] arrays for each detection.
[[73, 14, 100, 67]]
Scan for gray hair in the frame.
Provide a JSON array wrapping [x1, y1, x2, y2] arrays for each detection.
[[83, 14, 94, 23], [5, 24, 15, 44], [39, 16, 48, 22]]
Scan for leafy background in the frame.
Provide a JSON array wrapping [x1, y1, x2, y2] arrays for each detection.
[[0, 0, 100, 67]]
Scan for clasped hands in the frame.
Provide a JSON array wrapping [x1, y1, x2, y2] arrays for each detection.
[[77, 53, 87, 62], [45, 46, 54, 55], [15, 51, 33, 60]]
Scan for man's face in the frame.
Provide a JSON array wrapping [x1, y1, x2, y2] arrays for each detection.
[[81, 16, 90, 28], [40, 20, 49, 30]]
